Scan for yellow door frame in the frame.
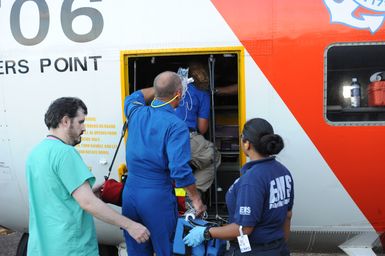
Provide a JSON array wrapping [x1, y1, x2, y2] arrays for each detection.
[[120, 46, 246, 166]]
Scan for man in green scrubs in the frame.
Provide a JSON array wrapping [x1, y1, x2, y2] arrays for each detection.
[[26, 97, 150, 256]]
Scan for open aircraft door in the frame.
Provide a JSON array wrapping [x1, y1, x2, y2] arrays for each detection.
[[120, 47, 246, 216]]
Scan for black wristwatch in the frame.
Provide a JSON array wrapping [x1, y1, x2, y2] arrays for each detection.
[[203, 227, 212, 241]]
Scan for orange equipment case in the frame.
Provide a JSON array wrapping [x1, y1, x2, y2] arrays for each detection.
[[368, 81, 385, 107]]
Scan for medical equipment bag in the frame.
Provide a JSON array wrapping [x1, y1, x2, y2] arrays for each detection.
[[173, 217, 226, 256]]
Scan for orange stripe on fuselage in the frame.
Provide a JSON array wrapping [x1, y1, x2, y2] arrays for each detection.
[[212, 0, 385, 232]]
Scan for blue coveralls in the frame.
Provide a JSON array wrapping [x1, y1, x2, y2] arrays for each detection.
[[123, 91, 196, 256]]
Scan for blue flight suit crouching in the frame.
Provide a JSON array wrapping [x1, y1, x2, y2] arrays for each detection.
[[123, 90, 195, 256]]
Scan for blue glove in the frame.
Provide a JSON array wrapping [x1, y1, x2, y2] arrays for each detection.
[[183, 226, 206, 247]]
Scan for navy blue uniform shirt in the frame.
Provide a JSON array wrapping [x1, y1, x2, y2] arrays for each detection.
[[124, 90, 196, 188], [225, 156, 294, 244]]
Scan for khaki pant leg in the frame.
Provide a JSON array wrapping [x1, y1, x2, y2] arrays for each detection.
[[190, 134, 221, 192]]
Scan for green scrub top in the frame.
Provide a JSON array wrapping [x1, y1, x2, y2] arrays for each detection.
[[26, 138, 98, 256]]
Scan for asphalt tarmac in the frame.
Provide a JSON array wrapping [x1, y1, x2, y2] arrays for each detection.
[[0, 231, 22, 256], [0, 230, 357, 256]]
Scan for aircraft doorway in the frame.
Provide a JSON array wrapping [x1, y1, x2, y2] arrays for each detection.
[[120, 48, 245, 216]]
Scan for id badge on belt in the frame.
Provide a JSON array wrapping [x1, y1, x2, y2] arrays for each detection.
[[237, 225, 251, 253]]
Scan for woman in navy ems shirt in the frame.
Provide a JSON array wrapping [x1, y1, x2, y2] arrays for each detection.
[[184, 118, 294, 255]]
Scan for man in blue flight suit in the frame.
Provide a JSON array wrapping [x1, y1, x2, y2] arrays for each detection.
[[122, 71, 205, 256]]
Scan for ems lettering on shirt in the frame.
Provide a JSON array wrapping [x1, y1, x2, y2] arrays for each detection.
[[239, 206, 251, 215], [269, 175, 292, 209]]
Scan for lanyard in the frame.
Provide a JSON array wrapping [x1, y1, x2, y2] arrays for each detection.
[[150, 95, 178, 108], [46, 134, 66, 144]]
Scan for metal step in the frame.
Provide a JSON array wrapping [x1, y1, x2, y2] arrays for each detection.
[[339, 232, 379, 256]]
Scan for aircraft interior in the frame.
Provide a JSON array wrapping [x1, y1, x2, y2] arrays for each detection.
[[326, 43, 385, 124], [126, 52, 240, 217]]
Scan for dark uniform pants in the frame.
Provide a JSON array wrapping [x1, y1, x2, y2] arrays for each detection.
[[224, 238, 290, 256]]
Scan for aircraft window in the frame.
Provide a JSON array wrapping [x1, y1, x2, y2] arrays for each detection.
[[325, 43, 385, 125]]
